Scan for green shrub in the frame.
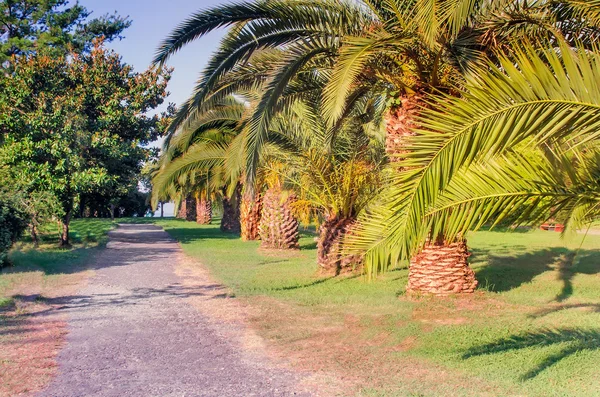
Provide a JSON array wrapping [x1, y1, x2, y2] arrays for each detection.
[[0, 200, 28, 266]]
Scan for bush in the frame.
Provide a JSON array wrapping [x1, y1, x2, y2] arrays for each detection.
[[0, 200, 28, 266]]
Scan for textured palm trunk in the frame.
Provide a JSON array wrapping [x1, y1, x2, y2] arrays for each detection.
[[317, 217, 361, 275], [196, 198, 212, 225], [177, 198, 187, 219], [220, 186, 241, 234], [388, 96, 477, 294], [407, 239, 477, 295], [240, 192, 262, 241], [258, 186, 299, 249], [183, 195, 196, 221], [385, 96, 421, 162]]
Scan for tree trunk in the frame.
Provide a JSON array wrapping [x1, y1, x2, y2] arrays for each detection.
[[109, 204, 115, 221], [240, 192, 262, 241], [59, 211, 71, 248], [196, 198, 212, 225], [177, 198, 187, 219], [388, 96, 475, 295], [184, 195, 196, 221], [220, 186, 241, 234], [258, 186, 299, 250], [406, 239, 478, 295], [30, 223, 39, 247], [317, 217, 361, 275], [160, 202, 164, 218], [385, 96, 421, 162]]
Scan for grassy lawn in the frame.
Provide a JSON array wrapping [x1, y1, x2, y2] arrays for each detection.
[[0, 218, 116, 308], [0, 218, 117, 396], [153, 219, 600, 396], [2, 218, 598, 396]]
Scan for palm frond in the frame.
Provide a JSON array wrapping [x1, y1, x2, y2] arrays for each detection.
[[349, 42, 600, 275]]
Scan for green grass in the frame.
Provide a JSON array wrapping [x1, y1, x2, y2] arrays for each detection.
[[0, 218, 116, 308], [153, 219, 600, 397], [3, 217, 599, 395]]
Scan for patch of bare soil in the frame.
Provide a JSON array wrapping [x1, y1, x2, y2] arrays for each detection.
[[0, 267, 91, 397], [174, 254, 346, 396], [176, 254, 510, 396], [245, 296, 508, 396], [408, 293, 511, 327]]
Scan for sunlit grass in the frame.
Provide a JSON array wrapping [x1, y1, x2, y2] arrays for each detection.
[[1, 218, 116, 307], [155, 219, 600, 396]]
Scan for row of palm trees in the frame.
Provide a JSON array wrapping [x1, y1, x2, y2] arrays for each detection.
[[151, 0, 600, 295]]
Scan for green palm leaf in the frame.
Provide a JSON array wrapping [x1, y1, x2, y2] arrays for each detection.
[[349, 42, 600, 276]]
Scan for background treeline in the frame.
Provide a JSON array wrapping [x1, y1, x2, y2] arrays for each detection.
[[0, 0, 173, 263]]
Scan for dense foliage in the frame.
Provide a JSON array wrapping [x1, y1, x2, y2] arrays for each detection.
[[153, 0, 600, 293], [0, 43, 171, 245], [0, 195, 28, 266]]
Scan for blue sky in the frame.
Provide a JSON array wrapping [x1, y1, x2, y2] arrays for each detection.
[[80, 0, 226, 111]]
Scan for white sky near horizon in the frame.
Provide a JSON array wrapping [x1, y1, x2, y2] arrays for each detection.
[[80, 0, 228, 216]]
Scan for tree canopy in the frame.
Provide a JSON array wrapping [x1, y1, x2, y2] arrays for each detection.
[[0, 41, 172, 245], [0, 0, 131, 62]]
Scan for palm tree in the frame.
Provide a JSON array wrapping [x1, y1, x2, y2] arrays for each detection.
[[258, 178, 300, 250], [196, 189, 213, 225], [154, 0, 599, 176], [154, 0, 600, 293], [262, 102, 386, 273], [349, 43, 600, 292], [151, 93, 245, 232]]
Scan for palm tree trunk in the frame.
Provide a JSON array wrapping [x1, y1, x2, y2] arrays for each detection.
[[177, 198, 187, 219], [258, 186, 299, 249], [196, 198, 212, 224], [240, 192, 262, 241], [317, 217, 361, 275], [388, 96, 477, 294], [406, 239, 477, 295], [385, 96, 420, 162], [184, 195, 197, 221], [220, 186, 241, 234]]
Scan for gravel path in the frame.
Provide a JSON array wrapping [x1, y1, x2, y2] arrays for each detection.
[[38, 224, 310, 397]]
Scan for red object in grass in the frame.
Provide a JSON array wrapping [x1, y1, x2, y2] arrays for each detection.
[[540, 223, 565, 232]]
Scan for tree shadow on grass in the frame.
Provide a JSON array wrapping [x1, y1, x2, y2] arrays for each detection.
[[268, 276, 335, 292], [472, 247, 600, 301], [462, 328, 600, 380]]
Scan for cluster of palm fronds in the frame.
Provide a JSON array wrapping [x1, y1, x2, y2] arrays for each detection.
[[151, 0, 600, 291]]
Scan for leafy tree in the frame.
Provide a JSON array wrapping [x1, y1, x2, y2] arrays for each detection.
[[0, 42, 171, 246], [0, 0, 131, 62], [0, 190, 28, 266]]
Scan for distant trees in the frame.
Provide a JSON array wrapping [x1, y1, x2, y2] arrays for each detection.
[[0, 1, 172, 249], [0, 43, 171, 246], [0, 0, 130, 62]]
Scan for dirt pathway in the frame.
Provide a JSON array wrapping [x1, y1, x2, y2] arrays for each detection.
[[37, 224, 311, 397]]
